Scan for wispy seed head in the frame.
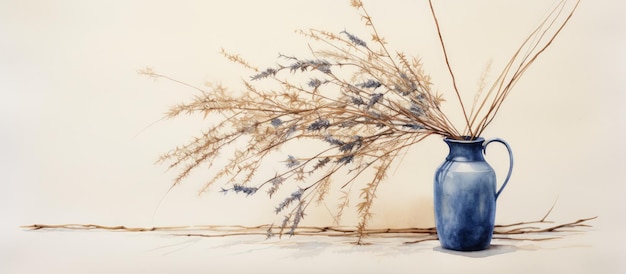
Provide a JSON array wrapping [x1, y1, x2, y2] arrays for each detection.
[[307, 119, 330, 131], [286, 155, 300, 168], [340, 30, 367, 47], [271, 118, 283, 127]]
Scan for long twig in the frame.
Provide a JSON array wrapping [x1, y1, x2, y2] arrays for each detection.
[[428, 0, 473, 137], [21, 216, 596, 244]]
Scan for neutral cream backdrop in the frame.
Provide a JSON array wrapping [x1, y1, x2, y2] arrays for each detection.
[[1, 0, 624, 273]]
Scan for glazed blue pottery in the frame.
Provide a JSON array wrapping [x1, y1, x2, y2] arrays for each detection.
[[434, 137, 513, 251]]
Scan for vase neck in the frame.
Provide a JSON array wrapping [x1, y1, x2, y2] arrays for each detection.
[[444, 137, 485, 162]]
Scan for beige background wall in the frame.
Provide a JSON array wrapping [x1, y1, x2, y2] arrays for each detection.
[[2, 0, 624, 272]]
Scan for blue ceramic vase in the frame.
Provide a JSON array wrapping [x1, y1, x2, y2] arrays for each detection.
[[434, 137, 513, 251]]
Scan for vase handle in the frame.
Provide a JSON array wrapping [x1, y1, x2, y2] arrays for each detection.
[[483, 138, 514, 200]]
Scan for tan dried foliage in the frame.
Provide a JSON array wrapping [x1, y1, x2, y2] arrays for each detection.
[[140, 0, 580, 243]]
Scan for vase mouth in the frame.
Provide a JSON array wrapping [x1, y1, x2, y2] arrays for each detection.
[[443, 136, 485, 143]]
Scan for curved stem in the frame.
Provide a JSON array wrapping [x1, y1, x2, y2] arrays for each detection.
[[428, 0, 473, 138]]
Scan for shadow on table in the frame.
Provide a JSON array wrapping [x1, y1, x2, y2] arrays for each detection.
[[433, 244, 517, 258]]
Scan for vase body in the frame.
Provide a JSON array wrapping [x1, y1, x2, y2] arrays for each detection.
[[434, 137, 513, 251]]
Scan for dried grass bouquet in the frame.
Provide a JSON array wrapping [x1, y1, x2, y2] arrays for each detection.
[[140, 0, 579, 243]]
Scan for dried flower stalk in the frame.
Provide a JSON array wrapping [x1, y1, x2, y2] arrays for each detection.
[[140, 0, 580, 244]]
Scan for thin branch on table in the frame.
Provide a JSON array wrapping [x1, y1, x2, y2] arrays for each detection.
[[21, 216, 596, 245], [494, 217, 596, 234]]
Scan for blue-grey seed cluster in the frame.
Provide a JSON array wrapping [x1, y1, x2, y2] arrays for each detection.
[[357, 79, 381, 89], [271, 118, 283, 127], [285, 155, 300, 168], [340, 30, 367, 47], [221, 184, 258, 196], [367, 93, 383, 109], [275, 189, 303, 214], [307, 119, 330, 131], [250, 68, 277, 80]]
